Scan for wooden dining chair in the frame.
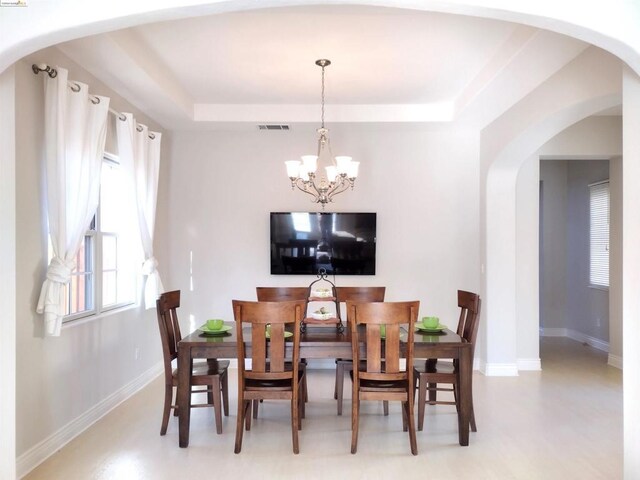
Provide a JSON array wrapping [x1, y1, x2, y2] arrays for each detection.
[[156, 290, 229, 435], [348, 300, 419, 455], [255, 287, 309, 416], [232, 299, 307, 454], [334, 286, 386, 415], [413, 290, 481, 432]]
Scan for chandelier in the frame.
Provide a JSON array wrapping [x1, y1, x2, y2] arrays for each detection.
[[285, 59, 359, 209]]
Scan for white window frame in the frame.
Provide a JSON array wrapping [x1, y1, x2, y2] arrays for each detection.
[[589, 179, 609, 290], [62, 153, 138, 323]]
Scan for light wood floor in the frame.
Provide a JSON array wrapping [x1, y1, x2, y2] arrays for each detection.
[[24, 337, 622, 479]]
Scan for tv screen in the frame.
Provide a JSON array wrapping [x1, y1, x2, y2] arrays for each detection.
[[270, 212, 376, 275]]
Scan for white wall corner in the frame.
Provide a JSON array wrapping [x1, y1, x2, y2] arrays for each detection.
[[517, 358, 542, 371], [608, 354, 623, 370], [0, 64, 16, 480], [17, 362, 163, 479]]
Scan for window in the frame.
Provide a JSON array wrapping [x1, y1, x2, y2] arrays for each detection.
[[589, 180, 609, 288], [58, 154, 139, 321]]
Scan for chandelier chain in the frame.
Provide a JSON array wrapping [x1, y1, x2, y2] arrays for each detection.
[[320, 64, 325, 129]]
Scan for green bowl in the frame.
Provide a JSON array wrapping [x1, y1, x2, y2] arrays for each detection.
[[422, 316, 439, 329], [206, 319, 224, 330]]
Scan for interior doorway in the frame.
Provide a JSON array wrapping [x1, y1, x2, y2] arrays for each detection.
[[538, 159, 611, 360]]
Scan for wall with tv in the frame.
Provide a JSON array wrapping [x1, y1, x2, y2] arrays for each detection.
[[270, 212, 376, 275]]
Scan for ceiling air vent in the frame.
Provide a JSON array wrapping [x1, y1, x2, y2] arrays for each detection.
[[258, 124, 290, 131]]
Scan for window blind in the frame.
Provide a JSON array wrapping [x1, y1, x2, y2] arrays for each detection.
[[589, 181, 609, 288]]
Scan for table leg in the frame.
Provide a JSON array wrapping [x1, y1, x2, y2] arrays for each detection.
[[177, 345, 192, 448], [457, 346, 471, 446]]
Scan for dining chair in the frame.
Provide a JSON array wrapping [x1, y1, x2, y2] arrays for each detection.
[[413, 290, 481, 432], [334, 286, 386, 415], [232, 299, 307, 454], [156, 290, 229, 435], [348, 300, 419, 455], [255, 287, 309, 416]]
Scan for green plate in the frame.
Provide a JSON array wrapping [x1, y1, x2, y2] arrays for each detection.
[[416, 324, 447, 333], [199, 324, 232, 336]]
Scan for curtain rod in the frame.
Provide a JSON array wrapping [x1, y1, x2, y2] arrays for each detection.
[[32, 63, 156, 140]]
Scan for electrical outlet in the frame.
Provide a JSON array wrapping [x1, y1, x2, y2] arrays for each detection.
[[134, 347, 140, 360]]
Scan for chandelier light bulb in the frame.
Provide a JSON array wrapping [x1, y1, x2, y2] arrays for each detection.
[[347, 161, 360, 179], [326, 166, 338, 182], [285, 160, 301, 179], [335, 156, 352, 175], [301, 155, 318, 173]]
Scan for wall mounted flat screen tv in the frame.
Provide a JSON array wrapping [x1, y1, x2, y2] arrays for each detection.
[[270, 212, 376, 275]]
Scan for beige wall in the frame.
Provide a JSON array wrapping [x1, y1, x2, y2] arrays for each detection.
[[161, 127, 482, 345]]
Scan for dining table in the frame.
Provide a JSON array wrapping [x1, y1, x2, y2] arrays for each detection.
[[177, 325, 473, 448]]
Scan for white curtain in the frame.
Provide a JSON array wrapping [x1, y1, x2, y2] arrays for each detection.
[[116, 113, 163, 309], [36, 67, 110, 336]]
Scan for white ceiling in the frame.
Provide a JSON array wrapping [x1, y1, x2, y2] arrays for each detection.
[[133, 7, 516, 104], [51, 5, 607, 130]]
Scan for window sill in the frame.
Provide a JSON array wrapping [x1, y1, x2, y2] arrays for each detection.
[[588, 284, 609, 292], [61, 301, 139, 330]]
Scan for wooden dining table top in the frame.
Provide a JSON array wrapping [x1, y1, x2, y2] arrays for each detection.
[[178, 324, 471, 360]]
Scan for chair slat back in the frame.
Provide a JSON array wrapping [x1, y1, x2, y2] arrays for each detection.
[[156, 290, 182, 382], [336, 287, 386, 326], [455, 290, 481, 371], [156, 290, 182, 360], [336, 286, 386, 304], [457, 290, 481, 347], [348, 301, 419, 381], [232, 300, 305, 377], [256, 287, 308, 302]]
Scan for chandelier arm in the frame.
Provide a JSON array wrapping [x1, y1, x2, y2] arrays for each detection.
[[326, 178, 352, 198], [293, 179, 321, 200]]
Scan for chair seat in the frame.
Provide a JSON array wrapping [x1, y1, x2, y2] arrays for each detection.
[[246, 370, 305, 390], [350, 370, 407, 390], [172, 359, 230, 381], [413, 359, 455, 375]]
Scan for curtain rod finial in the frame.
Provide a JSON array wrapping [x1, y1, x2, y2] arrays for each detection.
[[32, 63, 57, 78]]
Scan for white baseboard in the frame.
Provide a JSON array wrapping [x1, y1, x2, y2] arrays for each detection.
[[608, 354, 623, 370], [482, 362, 519, 376], [517, 358, 542, 371], [565, 329, 609, 353], [540, 327, 568, 337], [541, 327, 609, 352], [17, 362, 163, 479]]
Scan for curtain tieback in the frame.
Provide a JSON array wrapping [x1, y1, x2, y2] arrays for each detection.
[[46, 257, 76, 284], [141, 257, 158, 276]]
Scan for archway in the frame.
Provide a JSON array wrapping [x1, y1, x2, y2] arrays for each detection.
[[481, 47, 621, 374], [1, 3, 640, 479]]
